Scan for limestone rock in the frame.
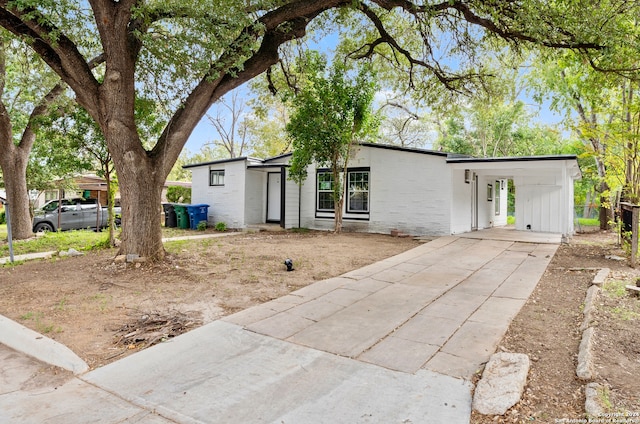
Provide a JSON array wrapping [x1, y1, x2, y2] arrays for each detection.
[[472, 352, 530, 415], [577, 327, 595, 380], [585, 382, 605, 417]]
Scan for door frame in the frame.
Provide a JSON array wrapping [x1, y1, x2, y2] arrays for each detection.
[[471, 173, 478, 231], [266, 168, 286, 226]]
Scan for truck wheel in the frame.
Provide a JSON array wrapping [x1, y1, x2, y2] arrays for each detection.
[[34, 222, 54, 233]]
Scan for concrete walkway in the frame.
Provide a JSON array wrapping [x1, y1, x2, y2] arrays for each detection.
[[0, 232, 558, 423]]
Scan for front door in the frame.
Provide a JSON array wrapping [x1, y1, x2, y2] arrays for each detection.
[[267, 172, 281, 223]]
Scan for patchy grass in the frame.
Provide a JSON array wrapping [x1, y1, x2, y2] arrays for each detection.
[[1, 225, 221, 259], [603, 280, 630, 298], [577, 217, 600, 227], [19, 311, 61, 334], [0, 228, 111, 257]]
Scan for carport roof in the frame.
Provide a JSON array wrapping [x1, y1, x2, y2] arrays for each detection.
[[447, 154, 581, 179], [446, 154, 578, 163]]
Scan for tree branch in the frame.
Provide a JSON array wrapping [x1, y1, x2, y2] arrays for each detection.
[[0, 2, 100, 109]]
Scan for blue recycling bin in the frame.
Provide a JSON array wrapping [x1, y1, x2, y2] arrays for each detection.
[[186, 204, 209, 229]]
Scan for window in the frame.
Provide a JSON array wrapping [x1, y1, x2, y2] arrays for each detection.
[[209, 170, 225, 186], [348, 171, 369, 212], [317, 172, 335, 211]]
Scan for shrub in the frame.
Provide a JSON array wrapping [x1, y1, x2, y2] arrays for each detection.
[[166, 186, 191, 203], [214, 222, 227, 232], [197, 220, 208, 231], [0, 210, 5, 225]]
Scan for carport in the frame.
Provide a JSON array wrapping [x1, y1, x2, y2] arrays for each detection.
[[447, 155, 582, 238]]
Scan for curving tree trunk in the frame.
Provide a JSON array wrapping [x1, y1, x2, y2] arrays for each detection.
[[0, 133, 33, 240]]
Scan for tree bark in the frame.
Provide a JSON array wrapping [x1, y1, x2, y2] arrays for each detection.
[[112, 143, 165, 259], [0, 144, 33, 239]]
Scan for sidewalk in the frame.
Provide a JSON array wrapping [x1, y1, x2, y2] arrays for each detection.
[[1, 232, 558, 423]]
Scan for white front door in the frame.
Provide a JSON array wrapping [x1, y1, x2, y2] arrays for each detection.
[[267, 172, 281, 222]]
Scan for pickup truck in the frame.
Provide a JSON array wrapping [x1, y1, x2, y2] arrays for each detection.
[[32, 198, 121, 232]]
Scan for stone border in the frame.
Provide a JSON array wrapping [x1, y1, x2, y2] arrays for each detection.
[[577, 268, 610, 415]]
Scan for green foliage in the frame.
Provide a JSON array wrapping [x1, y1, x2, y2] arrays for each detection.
[[603, 280, 629, 299], [197, 220, 208, 231], [286, 53, 378, 232], [214, 222, 227, 232], [166, 186, 191, 203], [0, 229, 111, 258], [577, 218, 599, 227], [286, 53, 378, 182], [0, 210, 5, 225]]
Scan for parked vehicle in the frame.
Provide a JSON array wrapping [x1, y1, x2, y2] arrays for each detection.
[[32, 198, 121, 232]]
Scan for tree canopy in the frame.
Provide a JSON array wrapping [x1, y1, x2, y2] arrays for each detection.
[[1, 0, 636, 258], [287, 54, 378, 232]]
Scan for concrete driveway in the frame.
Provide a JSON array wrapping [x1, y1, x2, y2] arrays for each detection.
[[1, 231, 559, 423]]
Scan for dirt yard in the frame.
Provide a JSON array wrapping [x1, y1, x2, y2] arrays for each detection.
[[1, 229, 639, 419], [470, 230, 640, 422], [0, 231, 420, 368]]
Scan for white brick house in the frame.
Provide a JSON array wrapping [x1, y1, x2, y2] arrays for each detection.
[[184, 143, 581, 238]]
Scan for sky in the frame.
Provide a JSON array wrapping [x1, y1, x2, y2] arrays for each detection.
[[183, 85, 568, 155], [182, 29, 570, 155]]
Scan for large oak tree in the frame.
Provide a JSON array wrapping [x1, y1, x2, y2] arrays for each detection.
[[0, 0, 618, 259], [0, 34, 64, 239]]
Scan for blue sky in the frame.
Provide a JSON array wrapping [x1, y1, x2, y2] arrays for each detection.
[[183, 28, 570, 154]]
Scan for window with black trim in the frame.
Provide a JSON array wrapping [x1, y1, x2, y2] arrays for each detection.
[[317, 172, 334, 211], [348, 171, 369, 212], [209, 170, 225, 186]]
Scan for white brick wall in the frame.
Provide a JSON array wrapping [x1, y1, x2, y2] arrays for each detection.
[[299, 145, 453, 236]]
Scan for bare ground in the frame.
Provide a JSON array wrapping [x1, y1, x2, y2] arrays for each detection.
[[1, 229, 639, 420], [470, 230, 640, 422], [0, 230, 420, 369]]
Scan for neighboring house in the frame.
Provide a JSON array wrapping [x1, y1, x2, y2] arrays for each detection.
[[184, 143, 581, 238], [33, 174, 114, 209], [32, 175, 191, 208], [162, 180, 192, 203]]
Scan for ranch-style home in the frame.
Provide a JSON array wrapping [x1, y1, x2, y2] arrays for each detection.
[[183, 143, 581, 238]]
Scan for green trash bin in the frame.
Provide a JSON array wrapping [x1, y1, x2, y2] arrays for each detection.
[[173, 204, 190, 229]]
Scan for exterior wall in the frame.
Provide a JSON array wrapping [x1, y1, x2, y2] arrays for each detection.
[[244, 170, 265, 225], [450, 169, 472, 234], [299, 146, 453, 236], [514, 174, 563, 233], [476, 177, 508, 229], [284, 170, 300, 229], [190, 160, 247, 228]]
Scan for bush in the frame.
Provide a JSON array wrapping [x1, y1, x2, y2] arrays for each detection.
[[166, 186, 191, 203], [197, 220, 208, 231], [214, 222, 227, 232], [0, 210, 5, 225]]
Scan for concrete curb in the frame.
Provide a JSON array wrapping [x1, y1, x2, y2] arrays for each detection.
[[576, 327, 595, 380], [0, 250, 56, 265], [580, 285, 600, 331], [0, 314, 88, 374], [585, 382, 605, 417], [161, 232, 241, 242], [577, 268, 610, 414]]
